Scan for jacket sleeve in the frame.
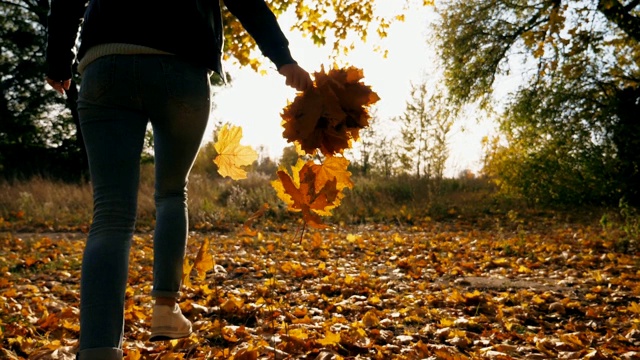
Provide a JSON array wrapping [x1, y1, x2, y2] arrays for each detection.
[[223, 0, 296, 69], [46, 0, 88, 81]]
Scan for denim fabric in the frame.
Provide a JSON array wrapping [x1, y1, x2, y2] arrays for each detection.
[[76, 54, 211, 359]]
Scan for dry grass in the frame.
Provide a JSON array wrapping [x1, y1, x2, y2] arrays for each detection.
[[1, 165, 617, 233], [0, 164, 276, 231], [0, 176, 93, 229]]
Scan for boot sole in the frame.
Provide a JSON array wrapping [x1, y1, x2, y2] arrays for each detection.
[[149, 329, 192, 342]]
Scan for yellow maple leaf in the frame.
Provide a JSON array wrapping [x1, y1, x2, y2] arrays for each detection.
[[271, 157, 353, 226], [317, 330, 341, 347], [311, 156, 353, 191], [362, 310, 380, 328], [127, 349, 142, 360], [182, 258, 193, 287], [194, 237, 214, 281], [213, 124, 258, 180], [288, 328, 309, 340]]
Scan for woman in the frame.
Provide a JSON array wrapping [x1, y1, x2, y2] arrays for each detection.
[[45, 0, 312, 359]]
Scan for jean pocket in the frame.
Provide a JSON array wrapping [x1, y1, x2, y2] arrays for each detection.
[[161, 57, 210, 112], [79, 55, 116, 101]]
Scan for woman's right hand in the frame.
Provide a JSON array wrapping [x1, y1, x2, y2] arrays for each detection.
[[278, 63, 313, 91], [46, 77, 71, 95]]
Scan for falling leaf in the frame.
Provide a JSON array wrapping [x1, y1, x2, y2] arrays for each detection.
[[272, 160, 343, 228], [271, 157, 352, 227], [307, 156, 353, 192], [213, 124, 258, 180]]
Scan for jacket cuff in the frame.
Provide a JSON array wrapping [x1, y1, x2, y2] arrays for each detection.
[[46, 47, 75, 81], [264, 46, 297, 70], [46, 61, 73, 82]]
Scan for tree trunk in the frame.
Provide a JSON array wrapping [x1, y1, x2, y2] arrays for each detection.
[[613, 86, 640, 206]]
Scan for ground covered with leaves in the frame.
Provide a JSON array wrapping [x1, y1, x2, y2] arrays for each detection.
[[1, 216, 640, 359]]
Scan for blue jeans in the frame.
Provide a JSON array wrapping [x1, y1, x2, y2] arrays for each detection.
[[76, 55, 211, 359]]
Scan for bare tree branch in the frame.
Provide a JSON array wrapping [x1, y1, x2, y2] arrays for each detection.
[[624, 0, 640, 12], [598, 0, 640, 43]]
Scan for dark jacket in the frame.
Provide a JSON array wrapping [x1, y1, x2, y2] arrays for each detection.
[[46, 0, 296, 81]]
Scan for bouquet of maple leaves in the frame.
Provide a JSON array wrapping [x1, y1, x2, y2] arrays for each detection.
[[215, 66, 379, 228]]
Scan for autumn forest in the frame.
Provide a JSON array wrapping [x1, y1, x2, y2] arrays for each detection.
[[2, 0, 640, 359]]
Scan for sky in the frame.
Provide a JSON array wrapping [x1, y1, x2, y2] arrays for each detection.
[[207, 2, 499, 178]]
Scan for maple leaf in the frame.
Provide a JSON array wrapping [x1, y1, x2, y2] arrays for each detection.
[[317, 330, 341, 347], [275, 165, 339, 228], [308, 156, 353, 191], [213, 124, 258, 180], [281, 66, 380, 156], [182, 258, 193, 288], [194, 237, 214, 281], [271, 158, 351, 228]]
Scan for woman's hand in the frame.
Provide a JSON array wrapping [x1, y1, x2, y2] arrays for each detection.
[[278, 63, 313, 91], [46, 77, 71, 95]]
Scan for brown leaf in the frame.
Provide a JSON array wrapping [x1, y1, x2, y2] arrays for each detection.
[[281, 66, 380, 156], [241, 203, 269, 237]]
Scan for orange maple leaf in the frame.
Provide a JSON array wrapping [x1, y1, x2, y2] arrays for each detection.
[[281, 66, 380, 156], [213, 124, 258, 180], [271, 157, 351, 228], [309, 156, 353, 191]]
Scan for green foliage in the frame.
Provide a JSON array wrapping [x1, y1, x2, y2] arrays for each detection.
[[1, 0, 417, 181], [278, 145, 299, 173], [1, 1, 87, 180], [192, 138, 223, 180], [482, 81, 620, 205], [435, 0, 640, 205], [600, 197, 640, 253], [222, 0, 407, 70]]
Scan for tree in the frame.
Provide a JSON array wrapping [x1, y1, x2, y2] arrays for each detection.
[[426, 87, 454, 181], [349, 108, 380, 176], [0, 0, 86, 180], [1, 0, 417, 181], [371, 136, 399, 178], [192, 121, 223, 179], [251, 145, 278, 177], [222, 0, 407, 71], [278, 145, 299, 173], [396, 82, 428, 178], [395, 81, 453, 180], [434, 0, 640, 205]]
